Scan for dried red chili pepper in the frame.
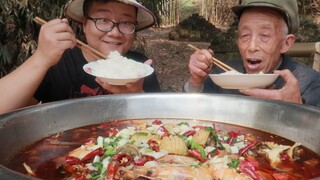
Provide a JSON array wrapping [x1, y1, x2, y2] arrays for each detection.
[[134, 155, 156, 166], [133, 158, 146, 166], [157, 126, 170, 139], [239, 160, 264, 180], [66, 156, 82, 165], [239, 141, 257, 155], [81, 147, 104, 163], [106, 128, 118, 137], [147, 139, 160, 152], [192, 126, 205, 129], [106, 162, 118, 180], [142, 155, 156, 161], [152, 119, 163, 125], [183, 130, 196, 136], [112, 154, 133, 166], [188, 150, 207, 163], [280, 151, 289, 161], [76, 174, 87, 180], [227, 131, 240, 145]]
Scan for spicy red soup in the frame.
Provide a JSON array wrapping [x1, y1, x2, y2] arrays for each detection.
[[7, 119, 320, 179]]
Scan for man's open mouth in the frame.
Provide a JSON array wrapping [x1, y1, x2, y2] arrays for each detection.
[[246, 58, 262, 71], [247, 59, 262, 65]]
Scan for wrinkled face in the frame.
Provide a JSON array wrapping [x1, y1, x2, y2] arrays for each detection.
[[83, 1, 137, 58], [237, 8, 288, 74]]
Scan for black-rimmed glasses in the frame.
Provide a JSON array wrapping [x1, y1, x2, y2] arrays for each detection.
[[87, 17, 137, 35]]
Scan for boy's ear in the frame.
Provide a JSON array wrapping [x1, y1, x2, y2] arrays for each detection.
[[82, 18, 87, 34]]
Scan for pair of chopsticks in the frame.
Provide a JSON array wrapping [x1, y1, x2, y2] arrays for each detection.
[[187, 44, 235, 72], [33, 16, 107, 60]]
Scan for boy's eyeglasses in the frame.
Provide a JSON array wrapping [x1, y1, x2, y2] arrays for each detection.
[[87, 17, 137, 35]]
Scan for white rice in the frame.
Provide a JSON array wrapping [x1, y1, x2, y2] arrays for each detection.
[[94, 51, 147, 79], [221, 70, 242, 75], [220, 70, 264, 75]]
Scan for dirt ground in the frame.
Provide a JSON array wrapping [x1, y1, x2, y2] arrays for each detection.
[[136, 28, 210, 92]]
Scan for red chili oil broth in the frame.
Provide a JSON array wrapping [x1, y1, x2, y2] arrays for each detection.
[[7, 119, 320, 179]]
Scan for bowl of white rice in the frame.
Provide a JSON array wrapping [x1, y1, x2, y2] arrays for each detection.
[[83, 51, 154, 85], [209, 70, 279, 89]]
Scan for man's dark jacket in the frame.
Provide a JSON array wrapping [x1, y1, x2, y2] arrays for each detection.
[[203, 54, 320, 107]]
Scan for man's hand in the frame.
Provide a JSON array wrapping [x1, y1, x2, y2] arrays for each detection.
[[34, 18, 76, 68], [240, 69, 303, 104], [188, 49, 214, 85]]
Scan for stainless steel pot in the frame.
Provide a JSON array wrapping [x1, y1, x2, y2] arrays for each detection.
[[0, 93, 319, 179]]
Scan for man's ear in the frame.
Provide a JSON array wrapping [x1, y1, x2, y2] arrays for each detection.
[[280, 34, 296, 54]]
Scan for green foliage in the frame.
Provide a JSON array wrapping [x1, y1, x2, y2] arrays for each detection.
[[1, 0, 319, 77], [297, 16, 320, 42], [179, 0, 199, 22], [139, 0, 199, 26], [139, 0, 167, 26], [0, 0, 68, 77]]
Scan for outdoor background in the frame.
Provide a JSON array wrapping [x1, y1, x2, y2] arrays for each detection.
[[1, 0, 320, 91]]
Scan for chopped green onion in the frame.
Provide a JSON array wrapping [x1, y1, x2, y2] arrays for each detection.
[[90, 170, 100, 180], [93, 162, 103, 171], [104, 148, 115, 156], [133, 132, 148, 136], [228, 158, 240, 169], [180, 135, 188, 140], [211, 149, 217, 156], [188, 140, 206, 159], [205, 127, 225, 150], [109, 137, 121, 147], [86, 174, 92, 179], [177, 122, 189, 126], [144, 148, 154, 153], [101, 167, 107, 176]]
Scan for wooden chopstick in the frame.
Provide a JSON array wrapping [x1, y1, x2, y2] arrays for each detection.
[[33, 16, 107, 60], [187, 44, 235, 72]]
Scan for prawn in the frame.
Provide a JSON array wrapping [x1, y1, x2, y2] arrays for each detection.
[[207, 155, 252, 180], [211, 168, 252, 180], [114, 154, 212, 179], [135, 165, 212, 180], [156, 154, 199, 165]]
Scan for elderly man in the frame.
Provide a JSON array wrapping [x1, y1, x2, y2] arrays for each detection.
[[184, 0, 320, 107]]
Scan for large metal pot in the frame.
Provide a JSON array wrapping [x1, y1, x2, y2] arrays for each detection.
[[0, 93, 319, 179]]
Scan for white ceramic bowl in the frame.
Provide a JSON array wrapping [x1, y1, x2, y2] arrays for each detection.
[[83, 61, 154, 85], [209, 73, 279, 89]]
